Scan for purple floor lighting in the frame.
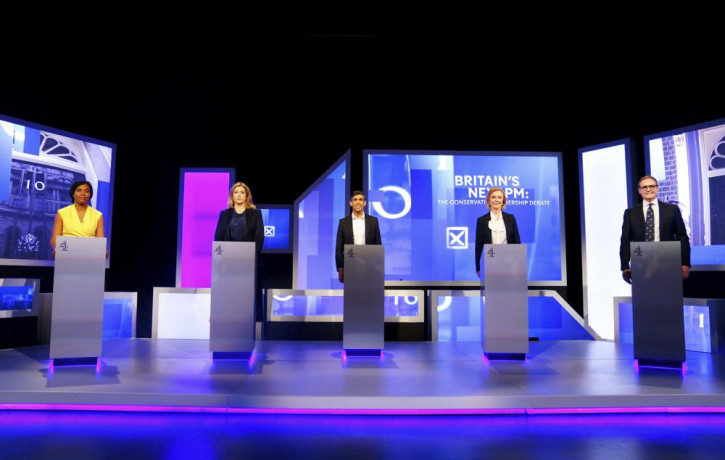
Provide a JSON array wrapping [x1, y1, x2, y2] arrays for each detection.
[[484, 352, 526, 361], [635, 359, 684, 371], [51, 357, 100, 367], [3, 403, 725, 416], [212, 352, 253, 360], [343, 349, 383, 358]]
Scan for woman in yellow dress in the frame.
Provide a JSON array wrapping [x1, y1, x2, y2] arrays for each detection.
[[50, 180, 105, 257]]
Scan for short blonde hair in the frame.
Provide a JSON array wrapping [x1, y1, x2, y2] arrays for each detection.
[[486, 187, 507, 210], [228, 182, 256, 209]]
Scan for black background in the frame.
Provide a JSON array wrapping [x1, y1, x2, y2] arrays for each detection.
[[1, 22, 723, 341]]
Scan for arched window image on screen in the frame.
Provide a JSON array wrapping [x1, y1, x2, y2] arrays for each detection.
[[293, 150, 349, 289], [364, 150, 565, 284], [646, 118, 725, 268], [0, 115, 115, 267]]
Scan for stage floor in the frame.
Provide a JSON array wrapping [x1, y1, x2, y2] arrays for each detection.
[[1, 339, 724, 414]]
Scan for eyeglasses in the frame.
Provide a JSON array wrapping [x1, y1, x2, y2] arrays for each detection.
[[639, 185, 658, 190]]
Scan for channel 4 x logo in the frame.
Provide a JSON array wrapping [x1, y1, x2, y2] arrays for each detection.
[[446, 227, 468, 249], [264, 226, 275, 237]]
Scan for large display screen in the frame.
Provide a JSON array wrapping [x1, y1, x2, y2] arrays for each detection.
[[294, 151, 349, 289], [258, 205, 291, 253], [579, 140, 633, 340], [0, 115, 115, 266], [364, 150, 565, 284], [645, 118, 725, 269]]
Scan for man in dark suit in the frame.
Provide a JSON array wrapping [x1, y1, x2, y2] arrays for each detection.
[[620, 175, 691, 284], [335, 190, 382, 283]]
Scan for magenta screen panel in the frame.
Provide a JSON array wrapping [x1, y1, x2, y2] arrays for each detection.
[[177, 169, 234, 288]]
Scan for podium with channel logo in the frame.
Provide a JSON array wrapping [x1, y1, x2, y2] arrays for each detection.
[[210, 241, 256, 359], [343, 244, 384, 355], [481, 244, 528, 360], [630, 241, 685, 367], [50, 236, 107, 366]]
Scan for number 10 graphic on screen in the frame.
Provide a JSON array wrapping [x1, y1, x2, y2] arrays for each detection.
[[0, 116, 115, 265], [25, 179, 45, 191]]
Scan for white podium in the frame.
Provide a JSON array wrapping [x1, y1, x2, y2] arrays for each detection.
[[343, 244, 385, 355], [481, 244, 528, 360], [210, 241, 256, 359], [50, 236, 106, 366], [630, 241, 685, 368]]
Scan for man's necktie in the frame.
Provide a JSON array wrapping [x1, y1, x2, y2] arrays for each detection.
[[645, 203, 655, 242]]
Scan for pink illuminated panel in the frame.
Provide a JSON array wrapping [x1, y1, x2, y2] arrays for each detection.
[[178, 170, 234, 288]]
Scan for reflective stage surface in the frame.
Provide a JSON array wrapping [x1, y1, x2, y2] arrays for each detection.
[[1, 339, 725, 413]]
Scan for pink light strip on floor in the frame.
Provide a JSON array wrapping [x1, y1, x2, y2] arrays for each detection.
[[2, 404, 725, 415], [0, 404, 227, 414], [226, 408, 527, 415], [526, 407, 725, 415]]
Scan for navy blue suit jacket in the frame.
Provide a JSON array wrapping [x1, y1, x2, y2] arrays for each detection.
[[213, 208, 265, 254], [619, 200, 690, 270]]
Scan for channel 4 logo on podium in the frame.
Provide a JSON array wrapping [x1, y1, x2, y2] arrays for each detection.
[[264, 226, 275, 237], [446, 227, 468, 249]]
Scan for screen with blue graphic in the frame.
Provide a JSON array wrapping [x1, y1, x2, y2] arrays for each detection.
[[0, 114, 115, 266], [365, 150, 564, 283], [270, 293, 421, 318], [434, 295, 593, 342], [294, 152, 349, 289], [103, 297, 135, 338], [645, 118, 725, 268], [0, 285, 33, 311], [259, 206, 291, 253]]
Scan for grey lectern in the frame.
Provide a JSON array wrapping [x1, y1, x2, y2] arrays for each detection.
[[630, 241, 685, 367], [210, 241, 256, 359], [50, 236, 107, 366], [343, 244, 384, 355], [481, 244, 528, 360]]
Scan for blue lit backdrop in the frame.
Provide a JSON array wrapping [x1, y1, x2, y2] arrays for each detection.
[[365, 151, 564, 283]]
